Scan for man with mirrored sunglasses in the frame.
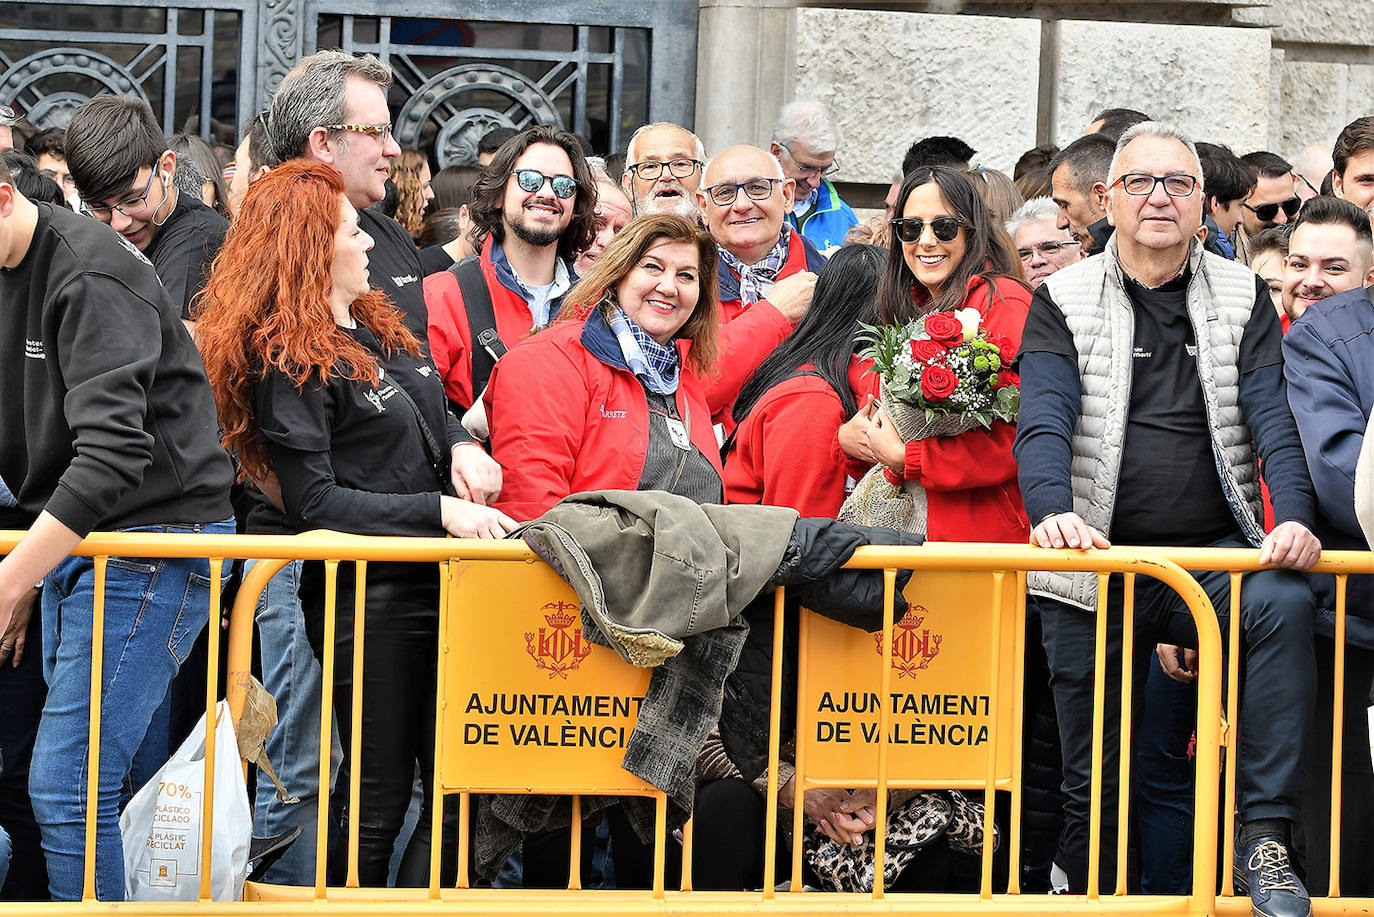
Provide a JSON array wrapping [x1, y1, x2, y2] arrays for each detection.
[[1016, 122, 1320, 917], [621, 121, 706, 220], [425, 124, 596, 417], [769, 100, 857, 255]]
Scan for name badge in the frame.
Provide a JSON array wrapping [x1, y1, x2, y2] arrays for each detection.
[[665, 417, 691, 451]]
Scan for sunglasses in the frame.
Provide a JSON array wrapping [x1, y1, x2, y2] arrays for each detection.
[[1243, 195, 1301, 222], [513, 168, 577, 199], [890, 216, 964, 244]]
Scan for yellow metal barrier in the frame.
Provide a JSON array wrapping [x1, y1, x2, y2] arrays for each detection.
[[6, 531, 1371, 916]]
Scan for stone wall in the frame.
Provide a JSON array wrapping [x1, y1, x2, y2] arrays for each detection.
[[694, 0, 1374, 192]]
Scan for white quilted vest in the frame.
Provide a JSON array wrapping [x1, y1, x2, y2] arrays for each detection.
[[1028, 237, 1265, 611]]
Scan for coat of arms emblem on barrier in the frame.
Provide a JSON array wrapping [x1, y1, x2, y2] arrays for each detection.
[[525, 601, 592, 679], [873, 605, 942, 679]]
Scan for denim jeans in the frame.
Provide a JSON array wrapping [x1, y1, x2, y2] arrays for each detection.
[[247, 558, 339, 885], [30, 519, 235, 901], [1040, 535, 1316, 894]]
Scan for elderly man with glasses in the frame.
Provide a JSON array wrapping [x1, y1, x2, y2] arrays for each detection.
[[1006, 196, 1085, 288], [768, 100, 857, 256], [1015, 122, 1321, 917], [620, 121, 706, 220]]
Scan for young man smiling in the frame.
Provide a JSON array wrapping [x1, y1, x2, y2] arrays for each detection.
[[64, 94, 227, 326], [1279, 197, 1374, 324], [424, 125, 596, 415]]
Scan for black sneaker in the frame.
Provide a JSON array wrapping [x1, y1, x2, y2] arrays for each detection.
[[1233, 836, 1311, 917]]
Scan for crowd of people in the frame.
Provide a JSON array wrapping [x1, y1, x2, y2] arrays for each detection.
[[0, 50, 1373, 917]]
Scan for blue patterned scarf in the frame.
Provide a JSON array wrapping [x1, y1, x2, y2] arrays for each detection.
[[607, 306, 681, 395], [720, 223, 792, 306]]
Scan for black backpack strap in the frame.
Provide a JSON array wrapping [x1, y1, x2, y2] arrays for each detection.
[[449, 255, 506, 407]]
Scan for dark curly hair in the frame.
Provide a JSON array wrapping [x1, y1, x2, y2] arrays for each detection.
[[466, 124, 596, 261]]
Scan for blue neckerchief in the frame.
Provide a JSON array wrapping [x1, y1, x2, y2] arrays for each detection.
[[487, 239, 576, 327], [607, 306, 680, 395], [719, 223, 792, 306]]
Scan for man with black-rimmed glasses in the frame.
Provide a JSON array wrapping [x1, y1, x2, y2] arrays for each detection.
[[64, 94, 227, 330], [1015, 122, 1320, 917], [621, 121, 706, 219], [769, 99, 857, 255]]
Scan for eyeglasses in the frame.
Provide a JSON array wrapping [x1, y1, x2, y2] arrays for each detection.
[[81, 167, 158, 219], [703, 177, 783, 207], [513, 169, 578, 199], [628, 158, 702, 181], [1017, 239, 1082, 261], [1243, 195, 1302, 222], [0, 102, 15, 123], [779, 144, 839, 178], [1111, 173, 1199, 197], [1294, 172, 1321, 197], [890, 216, 964, 244], [322, 122, 394, 143]]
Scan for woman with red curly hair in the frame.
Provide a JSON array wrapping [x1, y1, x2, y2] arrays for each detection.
[[196, 159, 513, 886]]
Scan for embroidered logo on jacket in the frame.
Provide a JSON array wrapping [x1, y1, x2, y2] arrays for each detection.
[[599, 404, 627, 419], [392, 274, 419, 287], [24, 340, 45, 360], [364, 389, 385, 413]]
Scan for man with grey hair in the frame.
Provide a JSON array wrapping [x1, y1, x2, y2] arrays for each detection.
[[1006, 196, 1084, 288], [266, 50, 433, 341], [255, 50, 501, 886], [1049, 133, 1116, 255], [621, 121, 705, 219], [1015, 121, 1320, 917], [769, 99, 856, 255]]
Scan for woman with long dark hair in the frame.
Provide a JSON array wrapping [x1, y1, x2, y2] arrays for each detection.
[[849, 165, 1032, 544], [725, 243, 884, 517], [196, 159, 513, 886]]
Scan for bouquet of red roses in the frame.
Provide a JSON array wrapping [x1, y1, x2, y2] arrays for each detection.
[[857, 307, 1020, 439]]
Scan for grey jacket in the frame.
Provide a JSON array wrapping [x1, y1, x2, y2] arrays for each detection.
[[1029, 237, 1266, 611]]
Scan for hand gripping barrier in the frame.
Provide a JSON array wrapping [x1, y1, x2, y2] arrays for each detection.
[[3, 530, 1369, 916]]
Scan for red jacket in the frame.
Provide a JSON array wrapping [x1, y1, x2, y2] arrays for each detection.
[[713, 229, 822, 428], [724, 358, 867, 518], [856, 274, 1032, 543], [486, 316, 759, 521], [424, 237, 545, 409]]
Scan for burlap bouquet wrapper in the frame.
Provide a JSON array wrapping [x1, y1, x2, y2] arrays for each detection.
[[837, 383, 981, 535]]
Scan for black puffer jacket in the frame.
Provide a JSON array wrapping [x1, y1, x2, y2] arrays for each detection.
[[719, 520, 924, 782]]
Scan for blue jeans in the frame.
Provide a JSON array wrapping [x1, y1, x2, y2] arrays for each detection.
[[30, 520, 234, 901], [247, 559, 339, 885]]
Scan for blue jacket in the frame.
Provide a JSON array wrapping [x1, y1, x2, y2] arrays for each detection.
[[786, 179, 858, 256], [1283, 284, 1374, 645]]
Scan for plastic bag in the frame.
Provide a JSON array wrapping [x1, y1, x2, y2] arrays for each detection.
[[119, 700, 251, 901]]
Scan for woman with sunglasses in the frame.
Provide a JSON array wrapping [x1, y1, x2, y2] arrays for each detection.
[[196, 160, 515, 886], [846, 166, 1032, 544]]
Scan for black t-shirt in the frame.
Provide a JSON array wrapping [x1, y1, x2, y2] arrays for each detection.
[[251, 324, 456, 537], [358, 209, 429, 346], [1019, 271, 1280, 545], [418, 243, 455, 277], [0, 203, 233, 534], [144, 192, 228, 320]]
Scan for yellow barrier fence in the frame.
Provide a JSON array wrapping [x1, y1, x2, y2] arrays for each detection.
[[2, 532, 1369, 915]]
